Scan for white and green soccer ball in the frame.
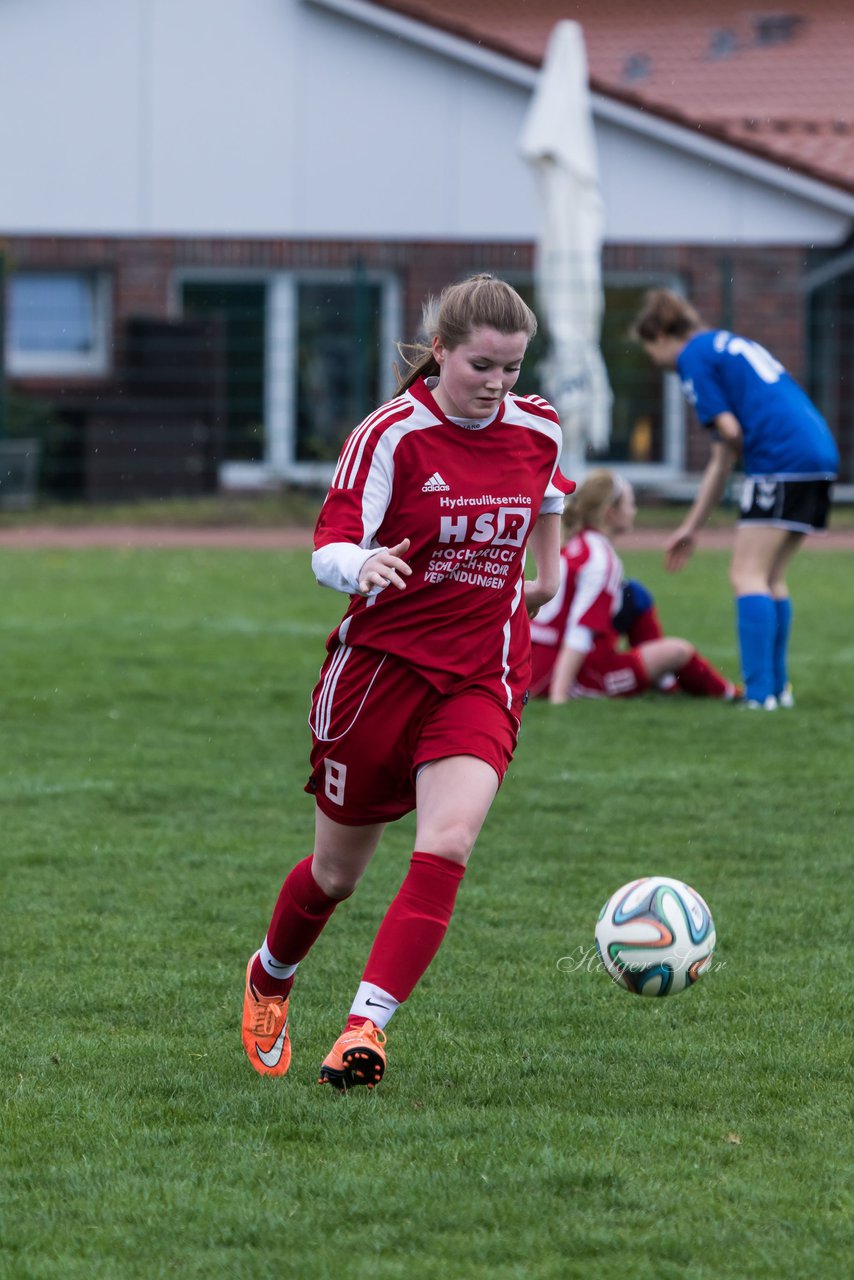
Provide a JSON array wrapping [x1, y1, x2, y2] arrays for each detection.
[[595, 876, 716, 997]]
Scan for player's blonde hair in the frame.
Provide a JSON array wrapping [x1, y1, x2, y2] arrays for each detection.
[[631, 288, 703, 343], [563, 469, 625, 535], [396, 274, 538, 392]]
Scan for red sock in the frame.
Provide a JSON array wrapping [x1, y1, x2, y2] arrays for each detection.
[[677, 651, 731, 698], [250, 856, 342, 996], [628, 605, 664, 646], [359, 851, 466, 1007]]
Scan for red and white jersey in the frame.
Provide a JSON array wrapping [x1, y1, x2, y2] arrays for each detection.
[[312, 376, 569, 710], [529, 529, 624, 692]]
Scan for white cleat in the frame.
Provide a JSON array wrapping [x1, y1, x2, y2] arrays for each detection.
[[778, 684, 795, 708], [742, 695, 779, 711]]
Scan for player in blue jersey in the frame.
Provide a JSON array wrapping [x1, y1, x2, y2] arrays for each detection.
[[633, 289, 839, 709]]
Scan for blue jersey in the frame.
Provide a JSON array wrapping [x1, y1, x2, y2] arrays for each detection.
[[677, 330, 839, 479]]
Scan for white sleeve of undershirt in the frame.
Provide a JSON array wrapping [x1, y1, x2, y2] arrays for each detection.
[[311, 542, 385, 595]]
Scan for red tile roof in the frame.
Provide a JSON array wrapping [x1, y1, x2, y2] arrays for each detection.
[[372, 1, 854, 193]]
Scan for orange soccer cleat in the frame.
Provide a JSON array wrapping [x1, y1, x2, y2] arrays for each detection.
[[318, 1020, 387, 1091], [241, 955, 291, 1077]]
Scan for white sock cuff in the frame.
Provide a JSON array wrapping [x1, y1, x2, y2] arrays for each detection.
[[259, 938, 299, 981], [349, 982, 400, 1030]]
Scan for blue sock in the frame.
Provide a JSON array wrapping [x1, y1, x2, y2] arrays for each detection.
[[773, 598, 793, 696], [736, 594, 776, 702]]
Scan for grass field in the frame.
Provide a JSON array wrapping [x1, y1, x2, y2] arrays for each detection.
[[1, 544, 852, 1279], [2, 489, 854, 531]]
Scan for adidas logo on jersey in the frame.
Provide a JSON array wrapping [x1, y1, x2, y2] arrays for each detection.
[[422, 472, 450, 492]]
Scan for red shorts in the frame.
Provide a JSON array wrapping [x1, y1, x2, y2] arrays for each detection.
[[305, 645, 521, 825], [576, 641, 650, 698], [532, 639, 650, 699]]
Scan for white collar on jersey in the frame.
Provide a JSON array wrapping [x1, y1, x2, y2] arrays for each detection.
[[424, 376, 499, 430]]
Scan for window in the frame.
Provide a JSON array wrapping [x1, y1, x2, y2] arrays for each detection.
[[6, 272, 110, 375], [182, 281, 266, 461], [294, 280, 384, 463], [509, 276, 682, 470], [598, 283, 673, 466], [178, 268, 400, 483]]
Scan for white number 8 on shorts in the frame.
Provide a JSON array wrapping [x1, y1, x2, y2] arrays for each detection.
[[324, 759, 347, 805]]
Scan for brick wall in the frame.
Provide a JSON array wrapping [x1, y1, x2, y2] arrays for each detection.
[[6, 233, 843, 487]]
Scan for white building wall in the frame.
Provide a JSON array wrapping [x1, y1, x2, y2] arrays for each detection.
[[596, 120, 851, 245], [0, 0, 851, 246], [147, 0, 301, 233], [0, 0, 143, 230]]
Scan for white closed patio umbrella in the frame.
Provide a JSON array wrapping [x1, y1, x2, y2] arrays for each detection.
[[519, 19, 612, 479]]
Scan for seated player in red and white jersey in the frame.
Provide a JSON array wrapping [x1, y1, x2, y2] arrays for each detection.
[[530, 470, 741, 703]]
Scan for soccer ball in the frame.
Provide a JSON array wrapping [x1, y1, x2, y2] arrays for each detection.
[[594, 876, 716, 997]]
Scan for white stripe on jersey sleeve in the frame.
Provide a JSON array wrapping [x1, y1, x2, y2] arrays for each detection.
[[315, 400, 440, 594], [333, 401, 393, 489], [564, 533, 621, 652], [501, 394, 565, 515], [335, 397, 410, 491], [357, 411, 440, 546], [358, 433, 395, 547], [541, 446, 570, 515], [522, 395, 561, 417]]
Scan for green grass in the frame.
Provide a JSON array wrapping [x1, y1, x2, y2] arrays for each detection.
[[1, 546, 852, 1279], [2, 490, 854, 531], [0, 490, 325, 529]]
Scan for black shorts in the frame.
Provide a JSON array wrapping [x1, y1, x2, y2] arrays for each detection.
[[738, 478, 833, 533]]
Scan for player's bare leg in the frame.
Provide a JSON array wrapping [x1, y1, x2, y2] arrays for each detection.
[[311, 811, 386, 898], [730, 524, 800, 597], [638, 637, 738, 699], [413, 754, 500, 866], [638, 637, 693, 684]]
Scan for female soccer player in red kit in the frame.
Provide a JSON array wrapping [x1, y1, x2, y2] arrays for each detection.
[[241, 274, 572, 1090]]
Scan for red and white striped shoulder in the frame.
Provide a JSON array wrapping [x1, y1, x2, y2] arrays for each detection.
[[331, 395, 415, 491], [510, 392, 560, 425]]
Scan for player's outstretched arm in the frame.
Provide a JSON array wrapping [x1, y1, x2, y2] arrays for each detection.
[[357, 539, 412, 595], [549, 644, 587, 704], [664, 527, 697, 573], [665, 433, 739, 572]]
